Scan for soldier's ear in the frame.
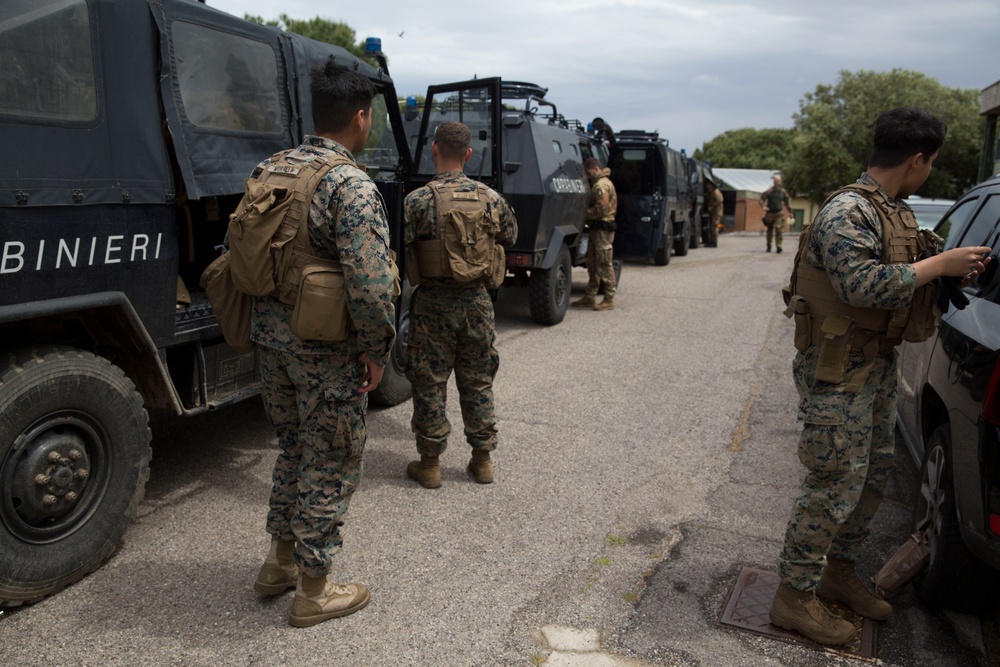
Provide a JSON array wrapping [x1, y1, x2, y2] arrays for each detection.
[[463, 147, 473, 164]]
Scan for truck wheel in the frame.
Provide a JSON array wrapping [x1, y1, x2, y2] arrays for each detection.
[[912, 424, 1000, 613], [688, 218, 700, 249], [654, 242, 671, 266], [673, 219, 690, 257], [529, 244, 571, 326], [0, 346, 150, 607], [371, 281, 415, 406]]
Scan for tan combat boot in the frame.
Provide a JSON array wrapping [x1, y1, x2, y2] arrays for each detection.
[[593, 296, 614, 311], [818, 557, 892, 620], [468, 449, 494, 484], [572, 294, 596, 308], [769, 582, 856, 645], [289, 573, 370, 627], [254, 537, 297, 595], [406, 454, 441, 489]]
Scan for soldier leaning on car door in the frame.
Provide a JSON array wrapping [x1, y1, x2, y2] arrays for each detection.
[[770, 106, 992, 647]]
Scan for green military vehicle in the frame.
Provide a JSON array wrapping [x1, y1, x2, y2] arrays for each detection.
[[0, 0, 415, 606]]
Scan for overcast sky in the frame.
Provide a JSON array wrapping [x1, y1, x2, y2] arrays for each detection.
[[207, 0, 998, 155]]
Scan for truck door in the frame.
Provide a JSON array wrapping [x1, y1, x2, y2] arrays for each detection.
[[412, 78, 503, 191], [151, 0, 296, 200]]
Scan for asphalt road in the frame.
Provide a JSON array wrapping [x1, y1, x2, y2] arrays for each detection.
[[1, 233, 997, 666]]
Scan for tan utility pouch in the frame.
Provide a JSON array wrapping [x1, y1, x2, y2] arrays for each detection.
[[291, 264, 349, 342], [815, 313, 853, 384], [784, 295, 811, 352], [486, 245, 506, 289], [200, 252, 255, 353], [872, 528, 929, 597]]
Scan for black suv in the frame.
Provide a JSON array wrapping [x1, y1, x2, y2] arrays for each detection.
[[897, 174, 1000, 612]]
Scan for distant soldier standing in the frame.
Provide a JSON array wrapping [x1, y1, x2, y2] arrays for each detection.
[[250, 63, 397, 627], [771, 107, 992, 645], [573, 157, 618, 310], [403, 121, 518, 489], [704, 178, 723, 247], [759, 174, 791, 253]]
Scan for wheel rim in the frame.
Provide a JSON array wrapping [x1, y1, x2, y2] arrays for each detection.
[[553, 264, 568, 305], [918, 444, 947, 564], [1, 411, 110, 544]]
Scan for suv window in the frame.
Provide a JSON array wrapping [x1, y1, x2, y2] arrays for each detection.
[[938, 197, 980, 248], [957, 194, 1000, 249], [0, 0, 97, 122], [173, 20, 282, 134]]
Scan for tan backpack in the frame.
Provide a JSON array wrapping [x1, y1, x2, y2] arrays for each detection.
[[413, 180, 504, 288]]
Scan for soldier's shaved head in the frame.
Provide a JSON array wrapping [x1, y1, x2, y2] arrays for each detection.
[[433, 121, 471, 160]]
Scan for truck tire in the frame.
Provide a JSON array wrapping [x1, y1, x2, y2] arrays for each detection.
[[912, 424, 1000, 613], [371, 281, 415, 407], [688, 217, 700, 249], [529, 243, 571, 326], [654, 241, 671, 266], [0, 346, 151, 607], [673, 218, 690, 257]]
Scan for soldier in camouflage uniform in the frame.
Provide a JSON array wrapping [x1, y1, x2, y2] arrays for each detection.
[[704, 178, 723, 247], [251, 63, 397, 627], [771, 108, 992, 645], [572, 157, 618, 310], [403, 121, 517, 489], [759, 174, 791, 253]]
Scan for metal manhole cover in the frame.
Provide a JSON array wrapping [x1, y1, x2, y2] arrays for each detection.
[[718, 567, 877, 661]]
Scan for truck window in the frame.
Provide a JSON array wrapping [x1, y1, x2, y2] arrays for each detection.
[[361, 92, 402, 175], [172, 21, 282, 134], [0, 0, 97, 122]]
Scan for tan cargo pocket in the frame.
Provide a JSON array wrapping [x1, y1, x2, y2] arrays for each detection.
[[290, 265, 349, 342]]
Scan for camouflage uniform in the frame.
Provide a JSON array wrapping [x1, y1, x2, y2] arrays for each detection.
[[584, 168, 618, 298], [403, 171, 517, 457], [252, 136, 396, 578], [759, 184, 790, 250], [779, 172, 918, 591], [706, 186, 723, 244]]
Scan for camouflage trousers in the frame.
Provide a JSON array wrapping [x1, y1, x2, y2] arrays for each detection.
[[584, 228, 616, 298], [405, 285, 499, 456], [259, 345, 367, 578], [778, 347, 897, 590], [709, 213, 721, 243], [764, 211, 785, 248]]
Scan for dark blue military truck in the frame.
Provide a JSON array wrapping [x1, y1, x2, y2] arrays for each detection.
[[0, 0, 415, 605], [405, 80, 602, 325], [591, 126, 693, 266]]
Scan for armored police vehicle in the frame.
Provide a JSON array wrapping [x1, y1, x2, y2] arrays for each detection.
[[0, 0, 415, 606], [592, 125, 693, 266], [406, 80, 601, 325]]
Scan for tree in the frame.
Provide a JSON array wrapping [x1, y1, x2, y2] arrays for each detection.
[[693, 128, 795, 169], [787, 69, 982, 202], [244, 14, 367, 59]]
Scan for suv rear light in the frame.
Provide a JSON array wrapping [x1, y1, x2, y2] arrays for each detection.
[[984, 357, 1000, 426], [991, 514, 1000, 537]]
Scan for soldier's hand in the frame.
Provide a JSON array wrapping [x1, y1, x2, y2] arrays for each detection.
[[915, 245, 991, 288], [358, 352, 384, 393]]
